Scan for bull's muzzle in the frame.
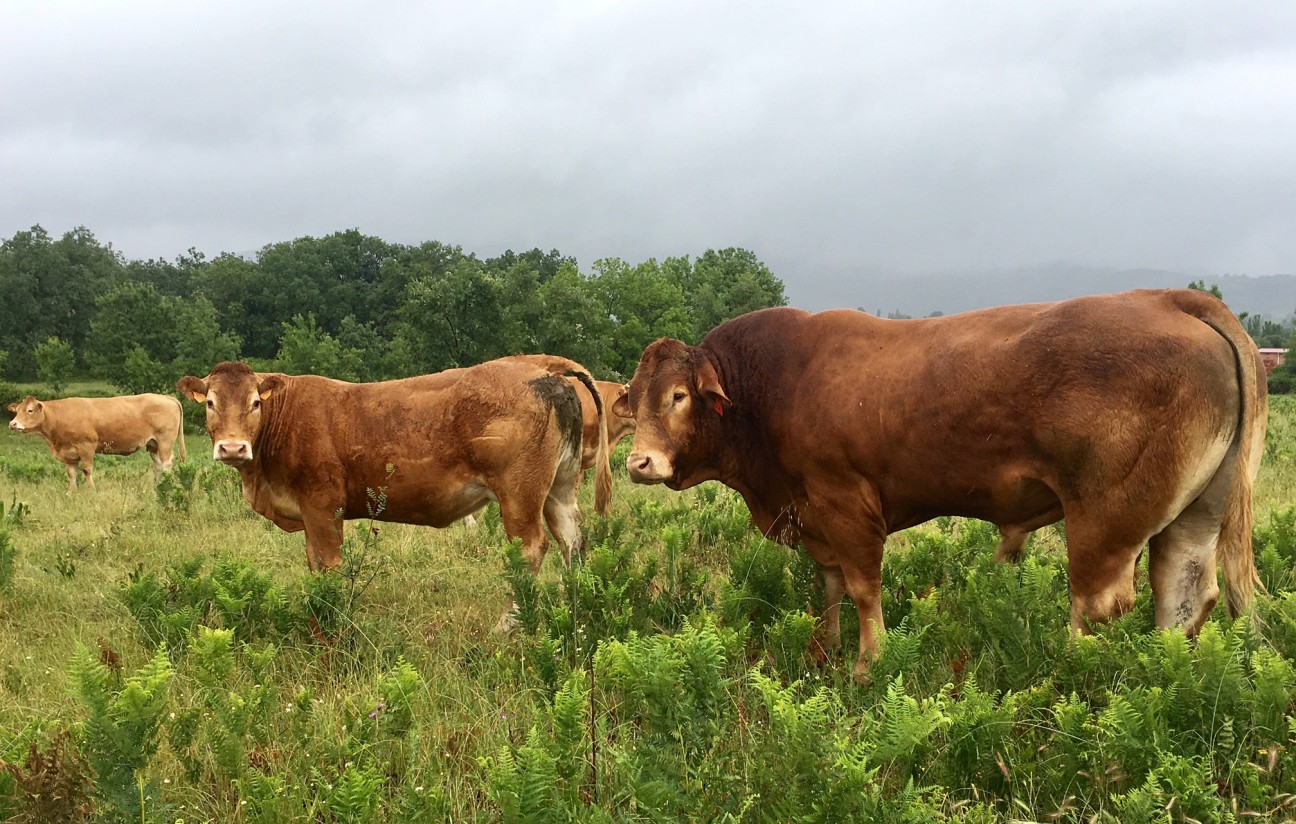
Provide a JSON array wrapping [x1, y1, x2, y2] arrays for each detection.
[[214, 439, 253, 465], [626, 450, 673, 484]]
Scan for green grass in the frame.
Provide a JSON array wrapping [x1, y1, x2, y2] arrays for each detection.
[[1, 402, 1295, 822]]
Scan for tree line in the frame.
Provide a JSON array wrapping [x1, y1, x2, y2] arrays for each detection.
[[0, 225, 787, 394]]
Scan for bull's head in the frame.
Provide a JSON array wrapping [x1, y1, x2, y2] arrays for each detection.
[[178, 362, 284, 466], [6, 396, 44, 433], [616, 338, 729, 489]]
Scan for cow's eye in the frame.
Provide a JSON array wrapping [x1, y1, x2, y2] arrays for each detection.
[[251, 398, 262, 411], [672, 391, 687, 404], [206, 400, 215, 410]]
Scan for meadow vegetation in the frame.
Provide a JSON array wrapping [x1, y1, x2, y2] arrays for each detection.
[[1, 399, 1296, 822]]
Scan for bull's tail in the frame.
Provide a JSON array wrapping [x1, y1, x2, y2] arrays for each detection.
[[507, 354, 613, 514], [1170, 289, 1267, 615], [172, 395, 188, 463]]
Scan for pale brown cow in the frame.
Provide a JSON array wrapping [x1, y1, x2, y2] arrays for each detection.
[[178, 359, 598, 581], [7, 393, 187, 492], [617, 289, 1265, 679]]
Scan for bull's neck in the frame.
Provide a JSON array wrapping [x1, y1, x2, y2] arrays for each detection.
[[703, 344, 803, 539]]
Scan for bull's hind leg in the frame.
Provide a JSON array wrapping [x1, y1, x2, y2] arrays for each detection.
[[1148, 473, 1231, 635]]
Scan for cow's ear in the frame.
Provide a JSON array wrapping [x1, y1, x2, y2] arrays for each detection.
[[610, 385, 633, 418], [177, 376, 208, 404], [694, 357, 731, 413], [257, 374, 285, 400], [612, 387, 632, 418], [6, 402, 16, 413]]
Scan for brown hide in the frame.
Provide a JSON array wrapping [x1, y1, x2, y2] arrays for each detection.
[[6, 393, 186, 491], [622, 289, 1265, 678], [178, 359, 587, 574]]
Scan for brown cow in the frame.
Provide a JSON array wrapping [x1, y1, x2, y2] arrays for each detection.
[[177, 359, 598, 582], [7, 393, 187, 492], [617, 289, 1265, 679]]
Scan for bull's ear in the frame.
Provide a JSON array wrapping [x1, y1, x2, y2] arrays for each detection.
[[257, 374, 285, 400], [177, 376, 208, 404], [694, 357, 731, 413]]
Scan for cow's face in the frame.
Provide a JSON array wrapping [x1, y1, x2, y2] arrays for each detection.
[[7, 396, 45, 434], [619, 339, 729, 489], [178, 362, 284, 466]]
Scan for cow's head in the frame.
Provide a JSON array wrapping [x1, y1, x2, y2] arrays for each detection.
[[617, 338, 729, 489], [7, 396, 45, 434], [178, 362, 284, 466]]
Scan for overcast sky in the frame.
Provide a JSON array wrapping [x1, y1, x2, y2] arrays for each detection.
[[2, 1, 1293, 310]]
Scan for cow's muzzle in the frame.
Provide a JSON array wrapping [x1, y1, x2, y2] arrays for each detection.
[[626, 450, 674, 485], [8, 422, 21, 432], [214, 439, 253, 465]]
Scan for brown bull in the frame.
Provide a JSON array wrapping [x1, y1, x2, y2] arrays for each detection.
[[617, 289, 1266, 679], [7, 393, 187, 492], [178, 358, 597, 579]]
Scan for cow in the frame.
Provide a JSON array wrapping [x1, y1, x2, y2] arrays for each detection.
[[177, 359, 601, 588], [6, 393, 187, 492], [616, 289, 1266, 680]]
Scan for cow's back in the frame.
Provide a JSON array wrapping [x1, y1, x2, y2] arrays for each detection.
[[42, 394, 180, 449]]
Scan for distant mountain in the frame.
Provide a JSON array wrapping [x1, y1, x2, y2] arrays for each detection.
[[815, 265, 1296, 320]]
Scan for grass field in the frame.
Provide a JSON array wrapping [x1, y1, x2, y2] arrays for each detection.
[[2, 399, 1296, 822]]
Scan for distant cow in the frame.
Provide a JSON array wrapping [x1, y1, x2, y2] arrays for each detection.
[[617, 289, 1266, 679], [6, 393, 186, 492], [178, 359, 600, 584]]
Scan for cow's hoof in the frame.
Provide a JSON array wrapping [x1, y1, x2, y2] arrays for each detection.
[[493, 604, 520, 634]]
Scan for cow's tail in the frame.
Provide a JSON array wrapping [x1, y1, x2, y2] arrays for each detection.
[[172, 395, 188, 463], [508, 354, 612, 514], [1171, 289, 1267, 616], [572, 370, 612, 515]]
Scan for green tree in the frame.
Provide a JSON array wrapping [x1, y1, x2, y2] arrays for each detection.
[[1187, 280, 1224, 300], [86, 281, 179, 391], [172, 295, 241, 378], [276, 314, 346, 378], [594, 257, 693, 378], [35, 336, 76, 395], [120, 345, 171, 394]]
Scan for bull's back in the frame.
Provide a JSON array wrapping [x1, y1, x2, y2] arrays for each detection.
[[737, 292, 1244, 522]]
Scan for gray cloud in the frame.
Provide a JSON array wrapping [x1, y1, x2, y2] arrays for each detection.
[[2, 1, 1293, 310]]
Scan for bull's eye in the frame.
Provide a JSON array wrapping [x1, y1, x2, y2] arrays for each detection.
[[206, 400, 215, 410], [672, 391, 687, 404], [251, 398, 262, 411]]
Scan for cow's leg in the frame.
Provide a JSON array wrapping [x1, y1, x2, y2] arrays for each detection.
[[63, 461, 78, 493], [146, 441, 165, 483], [498, 492, 550, 575], [81, 454, 95, 490], [543, 455, 584, 566], [301, 507, 345, 572], [1148, 483, 1228, 636]]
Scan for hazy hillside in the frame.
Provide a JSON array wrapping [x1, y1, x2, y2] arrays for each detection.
[[820, 266, 1296, 319]]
